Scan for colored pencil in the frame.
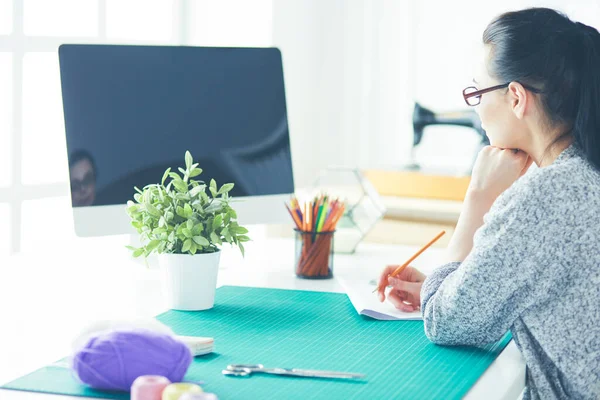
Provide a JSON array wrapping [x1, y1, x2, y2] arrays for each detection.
[[372, 230, 446, 293]]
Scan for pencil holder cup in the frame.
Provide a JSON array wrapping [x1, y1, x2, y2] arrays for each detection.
[[294, 229, 335, 279]]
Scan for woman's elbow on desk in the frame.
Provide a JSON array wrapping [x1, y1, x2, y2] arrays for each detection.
[[422, 303, 503, 347], [422, 304, 465, 346]]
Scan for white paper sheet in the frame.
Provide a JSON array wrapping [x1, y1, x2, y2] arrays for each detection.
[[337, 277, 422, 320]]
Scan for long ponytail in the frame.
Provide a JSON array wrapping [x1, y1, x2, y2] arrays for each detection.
[[573, 22, 600, 170]]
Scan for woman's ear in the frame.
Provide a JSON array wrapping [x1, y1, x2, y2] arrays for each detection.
[[507, 82, 527, 119]]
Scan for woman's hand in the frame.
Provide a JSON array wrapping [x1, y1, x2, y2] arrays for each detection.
[[377, 265, 426, 312], [468, 146, 533, 204], [444, 146, 533, 263]]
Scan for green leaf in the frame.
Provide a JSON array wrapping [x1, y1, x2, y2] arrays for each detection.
[[169, 172, 182, 181], [131, 221, 143, 230], [190, 242, 197, 254], [189, 168, 202, 178], [146, 203, 161, 217], [193, 236, 210, 246], [146, 240, 161, 253], [175, 193, 190, 201], [153, 227, 167, 235], [182, 228, 193, 238], [239, 242, 245, 257], [178, 167, 187, 175], [185, 151, 193, 170], [210, 232, 222, 245], [222, 227, 232, 243], [127, 205, 139, 214], [176, 206, 186, 218], [132, 248, 144, 258], [173, 180, 188, 193], [184, 203, 193, 218], [161, 167, 171, 185], [205, 201, 222, 213], [182, 239, 192, 253], [230, 226, 249, 234], [209, 179, 218, 197], [218, 183, 234, 195], [192, 223, 203, 235], [134, 193, 142, 203], [213, 214, 223, 230], [159, 216, 166, 227], [200, 192, 209, 204], [186, 219, 194, 230], [189, 184, 206, 198], [230, 208, 237, 219], [237, 235, 251, 242]]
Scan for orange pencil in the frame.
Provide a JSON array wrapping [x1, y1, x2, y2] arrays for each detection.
[[372, 230, 446, 294], [285, 203, 302, 229]]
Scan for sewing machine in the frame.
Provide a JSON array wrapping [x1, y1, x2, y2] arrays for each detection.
[[363, 103, 487, 204], [409, 103, 488, 173]]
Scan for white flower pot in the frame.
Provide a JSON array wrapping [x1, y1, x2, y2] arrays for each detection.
[[158, 251, 221, 311]]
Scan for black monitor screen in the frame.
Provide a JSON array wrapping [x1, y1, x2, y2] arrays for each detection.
[[59, 45, 294, 207]]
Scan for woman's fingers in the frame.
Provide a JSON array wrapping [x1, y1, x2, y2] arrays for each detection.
[[388, 290, 416, 312], [377, 265, 396, 302], [520, 155, 534, 177], [388, 277, 423, 298]]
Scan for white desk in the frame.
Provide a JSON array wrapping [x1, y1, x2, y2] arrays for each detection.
[[0, 234, 525, 399]]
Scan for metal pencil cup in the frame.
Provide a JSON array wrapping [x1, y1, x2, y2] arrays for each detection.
[[294, 229, 335, 279]]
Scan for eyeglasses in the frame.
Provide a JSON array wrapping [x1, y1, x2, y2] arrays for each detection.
[[462, 82, 542, 106]]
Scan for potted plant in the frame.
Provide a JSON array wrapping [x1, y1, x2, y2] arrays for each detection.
[[126, 151, 249, 311]]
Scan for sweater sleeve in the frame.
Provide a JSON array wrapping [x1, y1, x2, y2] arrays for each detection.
[[420, 177, 557, 346]]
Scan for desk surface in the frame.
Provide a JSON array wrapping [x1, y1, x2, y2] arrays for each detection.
[[0, 231, 525, 400]]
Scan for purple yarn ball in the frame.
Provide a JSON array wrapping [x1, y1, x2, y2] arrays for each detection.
[[71, 329, 192, 391]]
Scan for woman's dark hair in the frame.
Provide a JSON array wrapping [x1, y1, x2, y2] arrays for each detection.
[[483, 8, 600, 169]]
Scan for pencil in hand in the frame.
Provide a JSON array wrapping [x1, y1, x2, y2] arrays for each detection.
[[372, 230, 446, 294]]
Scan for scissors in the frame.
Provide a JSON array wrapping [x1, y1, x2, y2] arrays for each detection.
[[222, 364, 365, 380]]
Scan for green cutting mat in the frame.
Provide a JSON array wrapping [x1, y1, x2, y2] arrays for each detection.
[[2, 286, 511, 399]]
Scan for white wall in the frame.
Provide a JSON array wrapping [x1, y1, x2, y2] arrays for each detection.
[[273, 0, 417, 187]]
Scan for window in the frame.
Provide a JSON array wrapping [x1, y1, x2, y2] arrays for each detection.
[[0, 52, 12, 188], [106, 0, 174, 42], [21, 52, 68, 185], [24, 0, 98, 37], [20, 197, 75, 253], [189, 0, 273, 47], [0, 0, 12, 35], [0, 203, 9, 257]]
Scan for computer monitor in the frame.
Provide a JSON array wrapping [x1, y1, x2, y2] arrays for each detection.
[[59, 44, 295, 237]]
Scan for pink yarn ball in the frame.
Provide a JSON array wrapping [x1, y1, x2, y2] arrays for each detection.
[[131, 375, 171, 400]]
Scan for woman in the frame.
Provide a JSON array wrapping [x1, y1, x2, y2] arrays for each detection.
[[377, 8, 600, 400]]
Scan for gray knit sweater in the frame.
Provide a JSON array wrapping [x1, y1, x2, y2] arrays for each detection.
[[421, 145, 600, 400]]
